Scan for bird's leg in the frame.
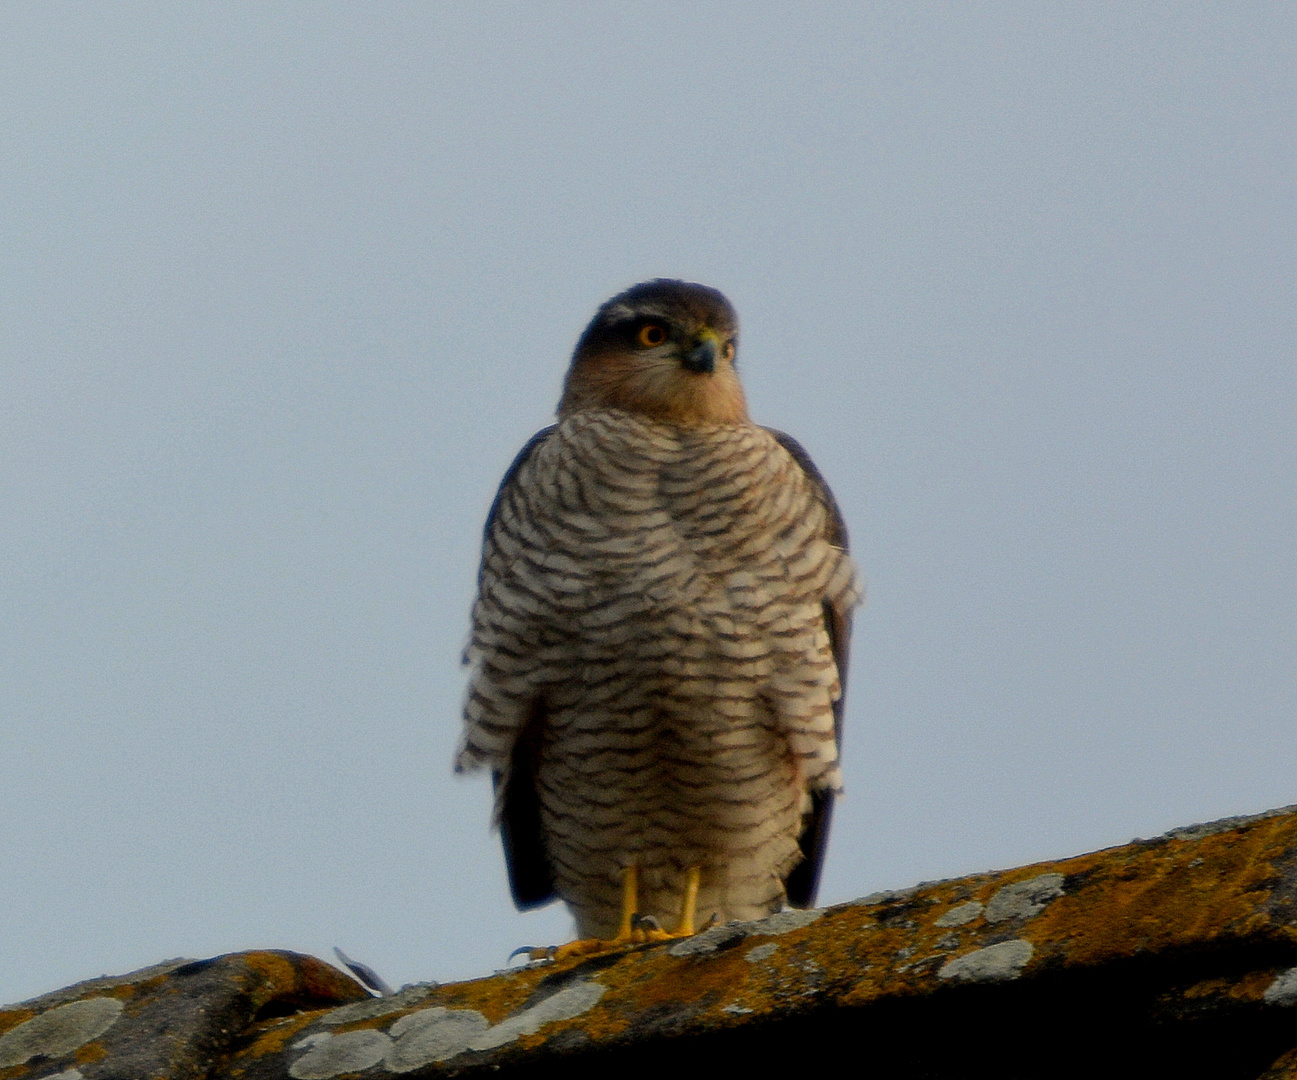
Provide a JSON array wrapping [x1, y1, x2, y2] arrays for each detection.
[[617, 863, 639, 940], [676, 866, 701, 937], [522, 864, 702, 962], [629, 866, 702, 943], [533, 865, 642, 962]]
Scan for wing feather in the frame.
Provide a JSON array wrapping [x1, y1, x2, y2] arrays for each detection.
[[478, 426, 559, 909], [765, 428, 854, 909]]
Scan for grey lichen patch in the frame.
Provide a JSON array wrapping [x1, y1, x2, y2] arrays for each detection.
[[286, 1026, 386, 1078], [669, 924, 747, 957], [853, 886, 922, 906], [669, 908, 823, 958], [744, 943, 779, 963], [934, 901, 983, 927], [385, 1008, 490, 1071], [1264, 967, 1297, 1006], [319, 986, 435, 1026], [754, 908, 824, 935], [293, 981, 612, 1075], [469, 981, 606, 1052], [984, 874, 1065, 923], [938, 940, 1035, 983], [36, 1071, 84, 1080], [0, 998, 124, 1068], [290, 1030, 391, 1079]]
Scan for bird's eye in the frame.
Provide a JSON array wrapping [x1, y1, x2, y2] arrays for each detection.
[[636, 323, 668, 348]]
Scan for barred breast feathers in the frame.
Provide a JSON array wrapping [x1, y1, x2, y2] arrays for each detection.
[[456, 408, 861, 786]]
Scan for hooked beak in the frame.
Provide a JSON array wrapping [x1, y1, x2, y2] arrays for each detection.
[[682, 330, 719, 374]]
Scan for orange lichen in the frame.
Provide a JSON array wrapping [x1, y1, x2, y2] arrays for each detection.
[[1260, 1046, 1297, 1079], [241, 953, 302, 996], [1173, 969, 1280, 1004], [74, 1040, 109, 1065], [0, 1010, 36, 1039], [241, 1012, 320, 1060]]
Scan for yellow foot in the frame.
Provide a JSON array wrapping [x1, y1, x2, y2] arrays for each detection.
[[511, 866, 706, 962], [535, 932, 637, 963]]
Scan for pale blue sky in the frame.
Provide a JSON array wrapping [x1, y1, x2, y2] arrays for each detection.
[[2, 3, 1293, 1004]]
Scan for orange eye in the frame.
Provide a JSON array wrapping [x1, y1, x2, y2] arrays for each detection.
[[636, 323, 668, 348]]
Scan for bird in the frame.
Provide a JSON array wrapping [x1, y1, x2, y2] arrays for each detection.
[[456, 279, 861, 952]]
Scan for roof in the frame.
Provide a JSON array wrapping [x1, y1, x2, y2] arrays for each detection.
[[5, 804, 1297, 1078]]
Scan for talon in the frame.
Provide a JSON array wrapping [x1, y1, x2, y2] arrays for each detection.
[[531, 865, 708, 959], [542, 866, 650, 961], [508, 944, 556, 963], [547, 937, 621, 961], [630, 912, 676, 943]]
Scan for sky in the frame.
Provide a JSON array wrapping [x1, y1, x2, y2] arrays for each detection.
[[1, 3, 1293, 1006]]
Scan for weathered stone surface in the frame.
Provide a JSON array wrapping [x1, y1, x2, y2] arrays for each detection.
[[9, 805, 1297, 1078], [0, 952, 367, 1080], [222, 804, 1297, 1079]]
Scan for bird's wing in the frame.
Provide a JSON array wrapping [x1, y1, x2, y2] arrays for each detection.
[[477, 425, 558, 575], [764, 428, 854, 909], [479, 426, 559, 909], [495, 700, 556, 909]]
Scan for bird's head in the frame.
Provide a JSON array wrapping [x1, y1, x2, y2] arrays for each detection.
[[558, 279, 746, 425]]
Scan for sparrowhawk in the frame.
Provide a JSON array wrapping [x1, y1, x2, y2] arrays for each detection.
[[457, 280, 861, 950]]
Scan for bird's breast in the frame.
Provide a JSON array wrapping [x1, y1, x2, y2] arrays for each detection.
[[503, 412, 834, 668]]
